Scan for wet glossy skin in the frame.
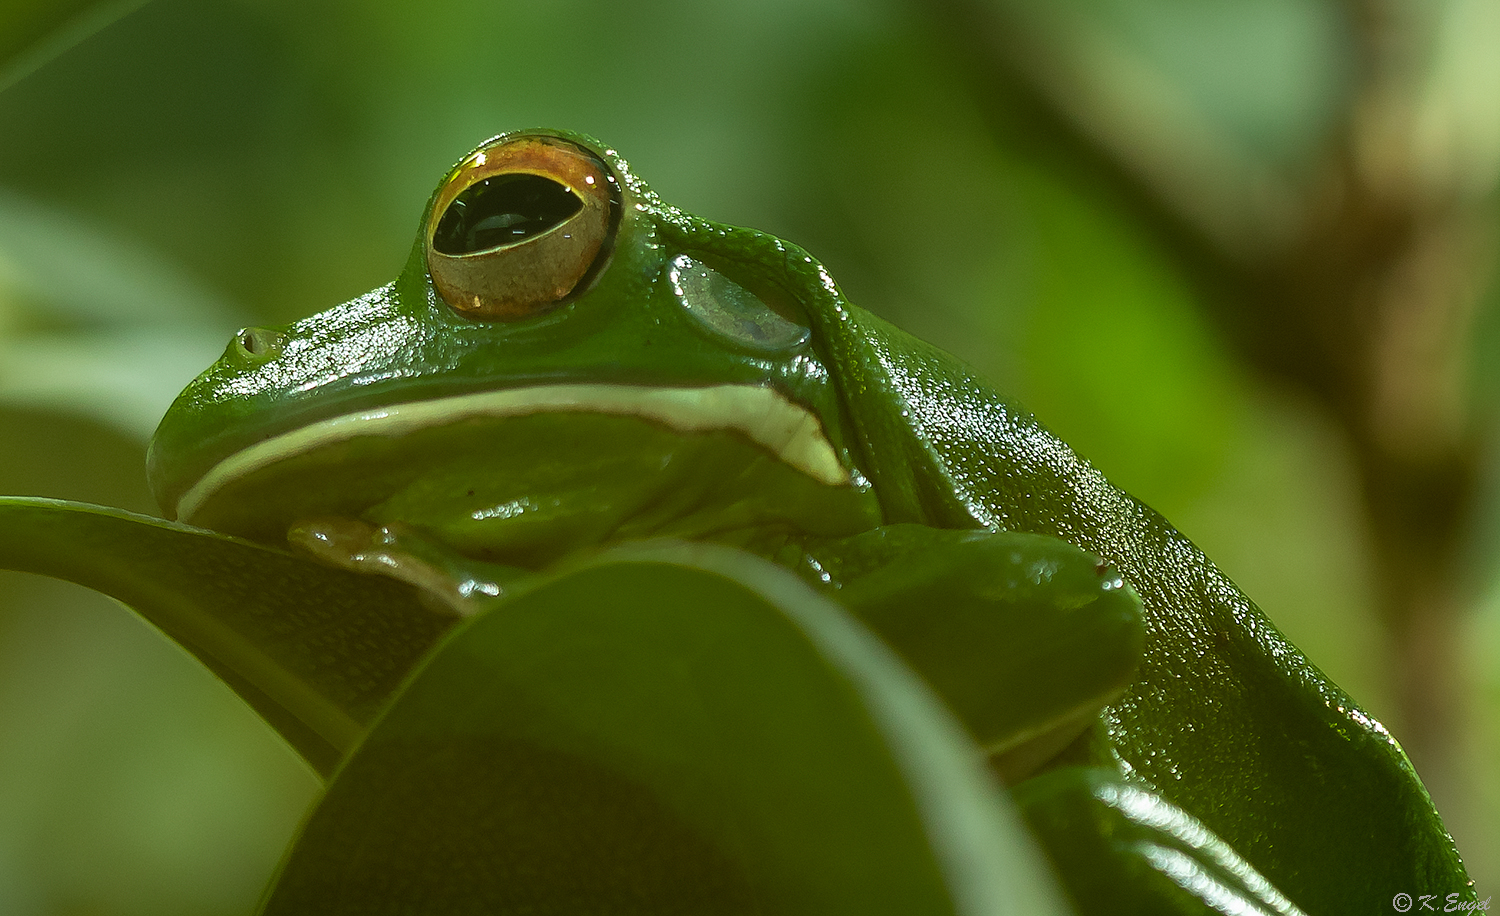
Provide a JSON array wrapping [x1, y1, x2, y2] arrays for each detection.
[[147, 129, 1466, 914], [149, 125, 1137, 771], [149, 134, 866, 541]]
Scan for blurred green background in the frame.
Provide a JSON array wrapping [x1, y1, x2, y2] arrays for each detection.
[[0, 0, 1495, 911]]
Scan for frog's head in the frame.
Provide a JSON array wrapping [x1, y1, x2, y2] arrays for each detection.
[[147, 130, 919, 563]]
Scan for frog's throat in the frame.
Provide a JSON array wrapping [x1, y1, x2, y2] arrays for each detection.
[[174, 383, 851, 522]]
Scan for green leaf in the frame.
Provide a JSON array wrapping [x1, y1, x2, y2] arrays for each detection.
[[0, 497, 448, 775], [260, 542, 1071, 915]]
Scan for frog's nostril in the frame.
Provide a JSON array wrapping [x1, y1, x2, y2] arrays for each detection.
[[234, 327, 287, 362]]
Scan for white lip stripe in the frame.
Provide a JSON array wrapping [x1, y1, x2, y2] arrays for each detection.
[[176, 383, 851, 522]]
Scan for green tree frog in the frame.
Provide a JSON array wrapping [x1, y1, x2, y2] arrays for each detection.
[[144, 130, 1469, 913]]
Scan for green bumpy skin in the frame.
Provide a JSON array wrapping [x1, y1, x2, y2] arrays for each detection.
[[146, 129, 1471, 913]]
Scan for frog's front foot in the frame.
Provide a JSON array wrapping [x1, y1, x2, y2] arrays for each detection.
[[289, 518, 534, 616], [808, 525, 1145, 781]]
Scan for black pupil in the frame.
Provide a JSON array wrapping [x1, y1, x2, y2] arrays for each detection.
[[432, 174, 582, 255]]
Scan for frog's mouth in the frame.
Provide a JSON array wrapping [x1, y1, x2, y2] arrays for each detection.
[[173, 383, 851, 526]]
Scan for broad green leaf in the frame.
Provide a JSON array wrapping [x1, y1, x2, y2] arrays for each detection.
[[0, 497, 447, 775], [260, 542, 1071, 915], [1015, 767, 1309, 916], [0, 568, 318, 916]]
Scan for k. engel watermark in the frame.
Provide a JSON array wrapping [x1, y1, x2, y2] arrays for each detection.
[[1392, 892, 1491, 912]]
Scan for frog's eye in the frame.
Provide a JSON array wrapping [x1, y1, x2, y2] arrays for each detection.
[[426, 136, 616, 320]]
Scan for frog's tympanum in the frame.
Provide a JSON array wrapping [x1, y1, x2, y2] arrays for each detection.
[[29, 130, 1478, 913]]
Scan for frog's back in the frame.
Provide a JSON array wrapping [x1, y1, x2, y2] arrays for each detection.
[[649, 201, 1468, 910], [838, 309, 1468, 913]]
